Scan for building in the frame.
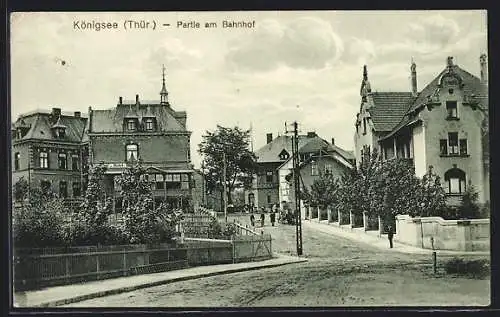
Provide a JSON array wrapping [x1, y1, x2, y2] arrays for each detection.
[[354, 55, 489, 204], [87, 66, 195, 212], [277, 134, 354, 210], [11, 108, 89, 204], [247, 132, 354, 211]]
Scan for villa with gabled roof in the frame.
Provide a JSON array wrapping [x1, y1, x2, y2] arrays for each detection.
[[354, 55, 489, 205]]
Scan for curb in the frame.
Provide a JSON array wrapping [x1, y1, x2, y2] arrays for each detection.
[[304, 221, 490, 256], [33, 256, 307, 307]]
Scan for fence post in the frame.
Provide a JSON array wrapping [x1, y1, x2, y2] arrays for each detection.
[[122, 248, 127, 276], [232, 235, 235, 264], [65, 256, 70, 277], [96, 254, 100, 274]]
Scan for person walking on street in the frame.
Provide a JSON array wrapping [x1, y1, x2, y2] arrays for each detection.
[[260, 212, 265, 227], [387, 225, 394, 248], [250, 214, 255, 227]]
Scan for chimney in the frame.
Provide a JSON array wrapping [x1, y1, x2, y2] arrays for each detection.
[[411, 60, 418, 96], [88, 106, 92, 133], [480, 54, 488, 83], [135, 94, 140, 104], [119, 96, 123, 104], [331, 138, 335, 145], [446, 56, 454, 68], [266, 133, 273, 144], [74, 111, 81, 118], [307, 132, 316, 138], [52, 107, 61, 117]]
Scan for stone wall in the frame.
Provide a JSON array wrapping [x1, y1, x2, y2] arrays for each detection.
[[395, 214, 490, 251]]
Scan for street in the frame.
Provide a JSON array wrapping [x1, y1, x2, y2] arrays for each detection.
[[64, 221, 490, 307]]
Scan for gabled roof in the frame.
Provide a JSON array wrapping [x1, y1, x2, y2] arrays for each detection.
[[13, 112, 87, 143], [380, 64, 488, 141], [254, 135, 309, 163], [367, 92, 416, 132], [90, 103, 187, 133]]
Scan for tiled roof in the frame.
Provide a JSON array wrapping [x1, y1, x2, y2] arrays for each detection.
[[368, 92, 415, 132], [13, 112, 87, 143], [380, 64, 488, 141], [256, 134, 354, 164], [90, 104, 187, 133]]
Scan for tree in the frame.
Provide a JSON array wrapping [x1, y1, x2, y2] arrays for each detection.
[[198, 125, 257, 205], [308, 173, 340, 209], [116, 161, 182, 244], [457, 181, 481, 219], [12, 180, 66, 248], [415, 166, 447, 218]]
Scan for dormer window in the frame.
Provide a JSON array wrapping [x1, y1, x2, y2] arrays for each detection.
[[51, 116, 67, 139], [127, 119, 137, 131], [278, 150, 289, 161], [145, 118, 155, 131]]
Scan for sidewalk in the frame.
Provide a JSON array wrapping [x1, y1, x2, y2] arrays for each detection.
[[304, 220, 490, 256], [14, 254, 307, 308]]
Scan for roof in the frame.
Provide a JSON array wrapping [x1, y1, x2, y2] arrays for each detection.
[[380, 64, 488, 141], [90, 103, 187, 133], [254, 135, 308, 163], [367, 92, 416, 132], [13, 112, 87, 143]]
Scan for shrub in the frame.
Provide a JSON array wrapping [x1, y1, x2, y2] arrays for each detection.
[[444, 257, 490, 279]]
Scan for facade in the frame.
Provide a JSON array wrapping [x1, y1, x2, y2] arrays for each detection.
[[247, 132, 354, 211], [354, 55, 489, 204], [87, 67, 196, 212], [277, 134, 354, 209], [11, 108, 89, 203]]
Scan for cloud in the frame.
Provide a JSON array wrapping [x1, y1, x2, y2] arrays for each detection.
[[406, 14, 460, 52], [341, 37, 377, 65], [225, 17, 344, 72]]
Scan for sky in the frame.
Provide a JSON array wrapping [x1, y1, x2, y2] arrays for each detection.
[[10, 10, 487, 168]]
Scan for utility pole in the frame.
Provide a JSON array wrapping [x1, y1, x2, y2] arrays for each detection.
[[286, 120, 303, 256], [223, 151, 227, 223]]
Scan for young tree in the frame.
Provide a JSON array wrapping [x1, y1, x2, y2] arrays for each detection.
[[309, 173, 340, 210], [198, 125, 257, 205], [416, 166, 447, 218], [457, 181, 481, 219]]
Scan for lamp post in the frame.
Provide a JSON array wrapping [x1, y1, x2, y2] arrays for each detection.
[[223, 151, 228, 223]]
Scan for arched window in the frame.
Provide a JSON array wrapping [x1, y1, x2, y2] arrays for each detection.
[[126, 144, 138, 161], [444, 168, 466, 194]]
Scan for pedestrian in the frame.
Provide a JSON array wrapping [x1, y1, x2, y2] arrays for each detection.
[[270, 211, 276, 226], [250, 213, 255, 227], [260, 212, 265, 227], [387, 225, 394, 248]]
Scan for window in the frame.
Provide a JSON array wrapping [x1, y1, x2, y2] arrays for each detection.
[[59, 181, 68, 198], [41, 180, 51, 193], [145, 119, 154, 131], [266, 171, 273, 183], [311, 161, 318, 176], [39, 151, 48, 168], [267, 194, 272, 204], [72, 155, 79, 171], [126, 144, 138, 161], [156, 174, 164, 190], [459, 139, 468, 155], [14, 152, 20, 170], [440, 139, 448, 155], [58, 153, 67, 169], [324, 164, 333, 174], [444, 168, 466, 194], [127, 119, 136, 131], [448, 133, 459, 155], [72, 182, 81, 197], [363, 118, 367, 134], [446, 101, 458, 119], [166, 174, 181, 189], [181, 174, 190, 189]]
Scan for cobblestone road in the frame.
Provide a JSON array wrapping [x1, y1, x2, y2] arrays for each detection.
[[64, 222, 490, 307]]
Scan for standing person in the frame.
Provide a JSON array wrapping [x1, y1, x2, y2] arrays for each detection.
[[270, 211, 276, 227], [387, 225, 394, 248], [260, 212, 265, 227], [250, 213, 255, 227]]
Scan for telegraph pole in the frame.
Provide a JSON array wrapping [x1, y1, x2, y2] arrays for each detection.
[[286, 120, 303, 256], [223, 151, 228, 223]]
